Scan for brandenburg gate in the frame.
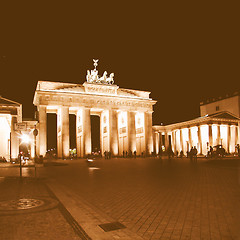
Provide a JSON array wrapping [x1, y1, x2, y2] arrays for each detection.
[[33, 60, 156, 158]]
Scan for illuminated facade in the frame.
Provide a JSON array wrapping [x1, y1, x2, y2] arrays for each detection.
[[0, 96, 36, 161], [2, 62, 240, 160], [33, 61, 156, 158], [153, 112, 240, 156], [200, 92, 240, 118]]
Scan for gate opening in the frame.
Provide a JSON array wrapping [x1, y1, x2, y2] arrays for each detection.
[[69, 114, 76, 156], [91, 115, 100, 155], [47, 113, 57, 157]]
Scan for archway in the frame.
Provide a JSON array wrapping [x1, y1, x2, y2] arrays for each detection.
[[91, 115, 100, 155]]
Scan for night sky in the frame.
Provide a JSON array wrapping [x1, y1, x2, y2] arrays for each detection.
[[1, 1, 239, 126]]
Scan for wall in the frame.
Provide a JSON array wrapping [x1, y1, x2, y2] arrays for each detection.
[[200, 95, 240, 117]]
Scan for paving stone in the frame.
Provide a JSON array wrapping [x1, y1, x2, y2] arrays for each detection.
[[1, 157, 240, 239]]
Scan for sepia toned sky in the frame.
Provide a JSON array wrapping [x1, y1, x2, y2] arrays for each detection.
[[1, 1, 239, 125]]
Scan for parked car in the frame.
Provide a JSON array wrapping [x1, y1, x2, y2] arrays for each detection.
[[212, 145, 226, 157]]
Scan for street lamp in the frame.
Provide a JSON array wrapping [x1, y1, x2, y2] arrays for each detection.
[[20, 134, 30, 144], [33, 126, 38, 177]]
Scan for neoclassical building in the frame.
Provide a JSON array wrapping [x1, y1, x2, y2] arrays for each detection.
[[0, 96, 37, 161], [1, 61, 240, 161], [153, 92, 240, 156], [33, 61, 156, 158]]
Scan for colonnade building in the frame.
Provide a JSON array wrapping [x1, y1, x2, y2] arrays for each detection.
[[153, 92, 240, 156], [0, 96, 37, 161]]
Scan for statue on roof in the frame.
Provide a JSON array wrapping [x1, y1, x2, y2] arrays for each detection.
[[86, 59, 114, 85]]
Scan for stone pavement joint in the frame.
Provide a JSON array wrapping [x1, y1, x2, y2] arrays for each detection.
[[1, 157, 240, 240], [0, 177, 90, 240]]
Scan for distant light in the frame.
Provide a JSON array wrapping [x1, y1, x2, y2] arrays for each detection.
[[87, 159, 94, 162], [21, 134, 30, 144]]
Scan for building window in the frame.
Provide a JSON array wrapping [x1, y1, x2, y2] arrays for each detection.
[[216, 106, 220, 111]]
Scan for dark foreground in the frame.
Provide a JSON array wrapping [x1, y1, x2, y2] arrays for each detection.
[[0, 157, 240, 240]]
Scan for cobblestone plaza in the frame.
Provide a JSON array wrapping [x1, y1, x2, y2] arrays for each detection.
[[1, 157, 240, 239]]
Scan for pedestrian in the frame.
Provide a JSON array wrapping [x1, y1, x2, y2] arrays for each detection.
[[193, 146, 197, 162], [134, 150, 136, 158], [189, 147, 194, 162], [209, 146, 213, 158], [167, 147, 172, 160], [123, 151, 125, 158], [236, 144, 240, 157]]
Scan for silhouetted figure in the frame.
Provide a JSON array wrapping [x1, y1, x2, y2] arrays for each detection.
[[167, 147, 173, 159], [126, 151, 128, 157], [159, 149, 162, 159], [209, 146, 213, 157], [236, 144, 240, 157], [193, 146, 198, 162], [189, 147, 194, 161], [180, 150, 184, 158], [175, 150, 178, 157], [134, 150, 137, 158], [129, 150, 132, 158], [123, 151, 125, 158]]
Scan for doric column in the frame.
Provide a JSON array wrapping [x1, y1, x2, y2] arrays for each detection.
[[30, 133, 35, 159], [128, 111, 136, 154], [159, 132, 162, 152], [235, 125, 239, 146], [172, 131, 176, 153], [155, 132, 159, 155], [238, 122, 240, 145], [109, 109, 119, 156], [83, 107, 91, 156], [38, 106, 47, 157], [180, 129, 183, 152], [61, 106, 70, 158], [227, 124, 231, 153], [208, 124, 213, 147], [144, 112, 153, 155], [100, 112, 103, 155], [164, 132, 169, 150], [217, 124, 221, 145], [197, 125, 202, 154], [10, 116, 19, 160], [188, 128, 192, 150], [76, 110, 82, 158], [57, 108, 62, 158]]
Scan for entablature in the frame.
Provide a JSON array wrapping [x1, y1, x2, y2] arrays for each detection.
[[34, 90, 156, 112], [154, 116, 240, 133]]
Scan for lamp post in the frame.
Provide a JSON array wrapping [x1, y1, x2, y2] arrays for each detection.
[[33, 127, 38, 158], [33, 126, 38, 177]]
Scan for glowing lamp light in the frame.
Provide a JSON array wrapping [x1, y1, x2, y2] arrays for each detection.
[[21, 134, 30, 144]]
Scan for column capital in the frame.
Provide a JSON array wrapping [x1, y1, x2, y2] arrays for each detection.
[[145, 110, 153, 114]]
